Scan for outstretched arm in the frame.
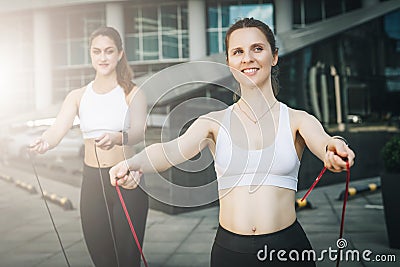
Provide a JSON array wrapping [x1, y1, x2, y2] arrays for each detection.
[[109, 114, 214, 188], [296, 110, 355, 172], [30, 89, 81, 153]]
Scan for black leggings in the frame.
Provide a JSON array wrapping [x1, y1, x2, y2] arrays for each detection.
[[211, 220, 316, 267], [81, 164, 149, 267]]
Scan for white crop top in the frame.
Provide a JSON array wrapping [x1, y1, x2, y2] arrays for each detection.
[[214, 102, 300, 191], [79, 81, 129, 139]]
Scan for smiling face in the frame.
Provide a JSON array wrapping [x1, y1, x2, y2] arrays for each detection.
[[226, 27, 278, 90], [90, 35, 122, 77]]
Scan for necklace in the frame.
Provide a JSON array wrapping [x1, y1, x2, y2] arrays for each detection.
[[237, 100, 278, 124]]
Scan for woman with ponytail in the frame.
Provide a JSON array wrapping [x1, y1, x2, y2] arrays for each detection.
[[30, 26, 149, 267]]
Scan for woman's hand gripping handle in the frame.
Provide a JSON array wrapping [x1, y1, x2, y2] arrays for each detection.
[[324, 136, 355, 173], [109, 161, 142, 189]]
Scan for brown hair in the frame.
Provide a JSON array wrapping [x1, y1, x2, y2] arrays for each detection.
[[225, 18, 279, 97], [89, 26, 135, 95]]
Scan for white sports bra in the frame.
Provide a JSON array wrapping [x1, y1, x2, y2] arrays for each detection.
[[214, 102, 300, 191], [79, 81, 129, 139]]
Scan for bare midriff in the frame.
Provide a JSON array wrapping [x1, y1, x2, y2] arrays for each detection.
[[218, 185, 296, 235], [83, 139, 135, 168]]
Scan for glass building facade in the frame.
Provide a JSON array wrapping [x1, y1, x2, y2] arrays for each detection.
[[50, 6, 106, 100], [0, 0, 399, 125], [279, 8, 400, 124], [293, 0, 362, 27], [125, 3, 189, 62], [207, 0, 274, 54]]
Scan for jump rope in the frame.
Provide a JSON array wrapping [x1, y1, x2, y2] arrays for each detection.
[[301, 159, 351, 267], [29, 142, 350, 267], [93, 143, 149, 267], [27, 144, 148, 267], [28, 151, 71, 267]]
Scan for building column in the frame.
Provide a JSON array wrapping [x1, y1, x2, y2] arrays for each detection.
[[33, 10, 52, 110], [106, 3, 125, 46], [188, 0, 207, 60], [274, 0, 293, 34]]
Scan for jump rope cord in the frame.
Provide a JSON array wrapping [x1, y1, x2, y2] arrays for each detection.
[[94, 144, 149, 267], [28, 151, 71, 267], [336, 161, 350, 267], [301, 161, 351, 267], [115, 177, 149, 267], [93, 144, 121, 267]]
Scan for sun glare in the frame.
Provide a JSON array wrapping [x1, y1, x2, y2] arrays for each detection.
[[0, 45, 27, 120]]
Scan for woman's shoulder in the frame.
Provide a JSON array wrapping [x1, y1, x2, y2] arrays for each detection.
[[69, 86, 87, 99], [201, 105, 231, 120], [197, 105, 232, 131], [286, 104, 317, 126], [286, 105, 308, 116], [71, 85, 87, 95], [63, 86, 88, 107], [126, 85, 146, 104]]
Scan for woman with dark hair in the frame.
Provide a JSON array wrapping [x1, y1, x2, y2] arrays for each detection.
[[109, 18, 355, 267], [30, 26, 148, 267]]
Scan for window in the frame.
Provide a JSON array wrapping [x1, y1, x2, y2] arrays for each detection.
[[142, 7, 158, 33], [207, 1, 274, 55], [384, 10, 400, 92], [50, 7, 104, 103], [162, 34, 178, 59], [125, 3, 189, 62], [325, 0, 342, 18], [51, 8, 105, 66], [70, 40, 86, 65], [304, 0, 322, 24], [294, 0, 363, 28], [208, 31, 220, 55], [344, 0, 362, 12], [293, 0, 304, 27], [143, 35, 159, 60]]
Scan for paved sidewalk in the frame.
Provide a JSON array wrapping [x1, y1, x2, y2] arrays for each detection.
[[0, 162, 399, 267]]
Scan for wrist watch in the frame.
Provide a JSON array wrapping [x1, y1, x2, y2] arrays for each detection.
[[122, 131, 128, 145]]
